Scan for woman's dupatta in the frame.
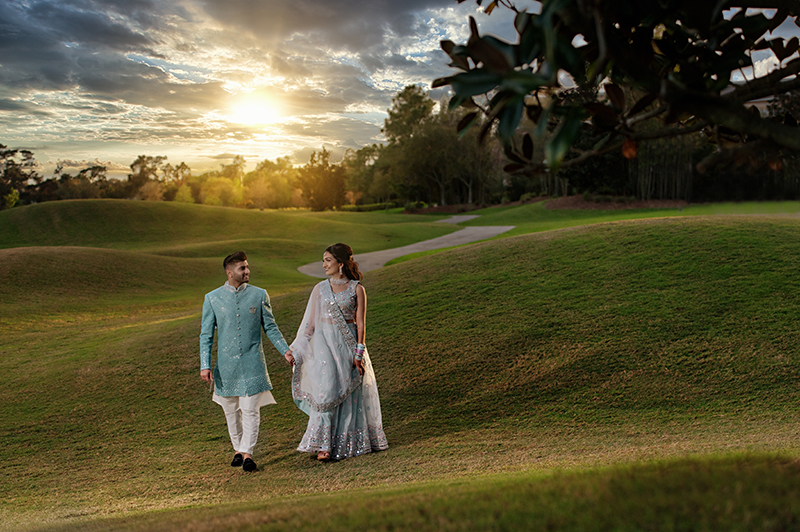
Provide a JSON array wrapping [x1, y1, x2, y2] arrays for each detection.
[[290, 281, 362, 414]]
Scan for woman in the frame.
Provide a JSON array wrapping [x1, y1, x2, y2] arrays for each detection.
[[288, 243, 388, 461]]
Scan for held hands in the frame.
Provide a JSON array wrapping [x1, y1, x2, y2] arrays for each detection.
[[284, 349, 295, 366]]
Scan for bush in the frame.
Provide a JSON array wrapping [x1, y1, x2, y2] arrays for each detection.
[[339, 202, 397, 212]]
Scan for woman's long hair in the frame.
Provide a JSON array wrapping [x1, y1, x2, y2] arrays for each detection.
[[325, 243, 363, 281]]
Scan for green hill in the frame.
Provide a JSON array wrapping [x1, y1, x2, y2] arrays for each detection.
[[0, 200, 458, 315], [0, 200, 456, 251], [2, 203, 800, 531]]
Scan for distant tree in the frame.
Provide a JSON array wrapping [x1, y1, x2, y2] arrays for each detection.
[[173, 184, 194, 203], [138, 181, 165, 201], [0, 144, 41, 208], [342, 144, 381, 203], [3, 189, 19, 209], [382, 85, 436, 143], [219, 155, 246, 185], [296, 148, 347, 211], [160, 161, 192, 201], [243, 156, 296, 209], [201, 176, 242, 207], [128, 155, 166, 196], [434, 0, 800, 175]]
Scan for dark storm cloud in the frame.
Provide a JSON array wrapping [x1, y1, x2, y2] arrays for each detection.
[[202, 0, 455, 61], [199, 0, 453, 52]]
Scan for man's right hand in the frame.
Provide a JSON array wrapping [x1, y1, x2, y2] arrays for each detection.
[[201, 369, 213, 384]]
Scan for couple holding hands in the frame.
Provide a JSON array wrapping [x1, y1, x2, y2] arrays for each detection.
[[199, 244, 388, 471]]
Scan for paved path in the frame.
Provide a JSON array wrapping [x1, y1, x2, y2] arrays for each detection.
[[297, 216, 515, 278]]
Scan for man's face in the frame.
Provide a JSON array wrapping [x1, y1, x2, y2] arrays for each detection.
[[227, 260, 250, 285]]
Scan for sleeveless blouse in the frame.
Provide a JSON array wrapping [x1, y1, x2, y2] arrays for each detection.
[[332, 280, 358, 321]]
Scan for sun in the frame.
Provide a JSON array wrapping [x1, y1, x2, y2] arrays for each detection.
[[228, 97, 281, 125]]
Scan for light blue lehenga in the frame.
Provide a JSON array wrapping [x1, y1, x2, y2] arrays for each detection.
[[289, 279, 388, 459]]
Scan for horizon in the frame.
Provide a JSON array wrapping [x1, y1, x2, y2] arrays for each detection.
[[1, 1, 797, 180]]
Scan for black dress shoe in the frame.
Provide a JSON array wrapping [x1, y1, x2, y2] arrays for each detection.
[[230, 453, 243, 467], [242, 457, 257, 472]]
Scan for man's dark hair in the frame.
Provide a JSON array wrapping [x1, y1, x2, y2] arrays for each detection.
[[223, 251, 247, 271]]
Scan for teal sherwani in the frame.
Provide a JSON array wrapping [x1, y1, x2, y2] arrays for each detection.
[[200, 282, 290, 397]]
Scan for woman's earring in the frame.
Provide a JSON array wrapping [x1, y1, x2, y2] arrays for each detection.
[[339, 265, 343, 274]]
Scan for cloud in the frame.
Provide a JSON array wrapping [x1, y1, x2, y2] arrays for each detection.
[[57, 158, 130, 171], [0, 0, 520, 169]]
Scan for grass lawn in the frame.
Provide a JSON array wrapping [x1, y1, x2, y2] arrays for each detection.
[[1, 200, 800, 531]]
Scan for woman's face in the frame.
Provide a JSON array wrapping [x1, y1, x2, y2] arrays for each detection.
[[322, 251, 340, 277]]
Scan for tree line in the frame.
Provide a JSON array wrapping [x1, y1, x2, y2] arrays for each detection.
[[3, 84, 800, 212]]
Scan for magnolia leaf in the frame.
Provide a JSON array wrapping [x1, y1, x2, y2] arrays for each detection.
[[627, 93, 658, 117], [484, 0, 499, 15], [469, 35, 514, 73], [526, 104, 543, 124], [605, 83, 625, 112], [457, 112, 479, 134], [522, 133, 534, 160], [432, 76, 452, 89], [545, 108, 583, 171], [504, 143, 525, 164], [585, 102, 618, 130], [622, 139, 638, 159], [497, 97, 525, 142], [448, 70, 503, 97], [593, 132, 612, 151], [768, 157, 783, 172]]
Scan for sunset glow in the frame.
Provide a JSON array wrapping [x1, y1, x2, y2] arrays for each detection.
[[228, 98, 281, 125]]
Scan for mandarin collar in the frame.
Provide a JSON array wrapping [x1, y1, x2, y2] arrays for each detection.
[[223, 282, 248, 293]]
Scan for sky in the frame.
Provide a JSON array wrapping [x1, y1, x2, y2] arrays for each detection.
[[0, 1, 797, 179], [0, 0, 518, 178]]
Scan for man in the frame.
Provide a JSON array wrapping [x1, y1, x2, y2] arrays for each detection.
[[200, 251, 294, 472]]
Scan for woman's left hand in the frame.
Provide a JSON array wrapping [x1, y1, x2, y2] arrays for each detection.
[[354, 358, 364, 376]]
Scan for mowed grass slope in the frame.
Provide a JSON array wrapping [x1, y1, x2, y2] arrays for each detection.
[[2, 206, 800, 531], [0, 200, 457, 317]]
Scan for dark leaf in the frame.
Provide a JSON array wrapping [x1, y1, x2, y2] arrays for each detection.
[[504, 143, 524, 164], [534, 105, 552, 137], [499, 70, 549, 95], [526, 104, 543, 124], [585, 102, 618, 126], [785, 114, 798, 128], [523, 133, 534, 160], [457, 112, 479, 134], [545, 107, 583, 171], [468, 35, 514, 72], [592, 132, 612, 151], [627, 93, 658, 117], [497, 97, 525, 141], [605, 83, 626, 112], [432, 76, 452, 89], [449, 70, 503, 97], [441, 40, 471, 71]]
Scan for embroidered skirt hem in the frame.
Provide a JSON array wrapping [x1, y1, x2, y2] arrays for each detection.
[[297, 424, 389, 460]]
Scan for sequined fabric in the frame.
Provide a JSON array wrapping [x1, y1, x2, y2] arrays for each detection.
[[200, 283, 290, 397], [290, 280, 389, 460]]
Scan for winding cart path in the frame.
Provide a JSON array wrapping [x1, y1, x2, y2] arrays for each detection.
[[297, 215, 515, 278]]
